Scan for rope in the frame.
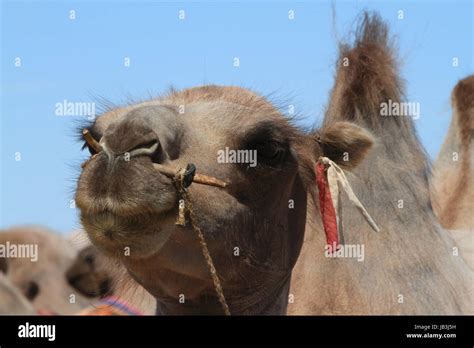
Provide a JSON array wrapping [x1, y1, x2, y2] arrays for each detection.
[[174, 167, 231, 316]]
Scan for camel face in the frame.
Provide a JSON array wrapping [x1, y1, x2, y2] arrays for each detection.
[[66, 246, 112, 298], [75, 86, 374, 313], [76, 88, 304, 260]]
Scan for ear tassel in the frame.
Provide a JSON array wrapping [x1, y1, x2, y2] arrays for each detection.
[[327, 165, 344, 244], [316, 161, 339, 253], [316, 157, 380, 253]]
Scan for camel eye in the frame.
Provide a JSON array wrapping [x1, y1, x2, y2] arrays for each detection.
[[84, 254, 94, 265], [255, 142, 286, 164], [242, 122, 289, 167]]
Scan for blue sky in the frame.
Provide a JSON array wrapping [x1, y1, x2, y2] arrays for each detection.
[[1, 0, 472, 233]]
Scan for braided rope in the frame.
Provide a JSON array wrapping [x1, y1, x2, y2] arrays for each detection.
[[174, 168, 231, 316]]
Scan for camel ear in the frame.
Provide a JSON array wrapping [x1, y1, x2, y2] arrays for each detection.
[[316, 122, 374, 170]]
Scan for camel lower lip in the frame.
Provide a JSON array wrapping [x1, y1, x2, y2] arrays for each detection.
[[81, 209, 176, 259]]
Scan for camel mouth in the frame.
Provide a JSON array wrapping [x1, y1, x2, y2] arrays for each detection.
[[80, 209, 172, 239], [79, 208, 178, 259]]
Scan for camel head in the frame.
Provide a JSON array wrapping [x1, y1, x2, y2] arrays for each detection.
[[75, 86, 374, 314], [66, 245, 112, 298]]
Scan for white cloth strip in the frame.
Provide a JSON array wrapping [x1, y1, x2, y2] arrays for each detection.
[[320, 157, 380, 233]]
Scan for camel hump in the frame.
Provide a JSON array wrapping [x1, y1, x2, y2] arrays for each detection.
[[325, 12, 409, 133], [452, 75, 474, 143]]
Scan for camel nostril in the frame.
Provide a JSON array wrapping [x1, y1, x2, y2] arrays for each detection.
[[150, 142, 166, 164], [127, 140, 161, 159], [129, 140, 159, 153]]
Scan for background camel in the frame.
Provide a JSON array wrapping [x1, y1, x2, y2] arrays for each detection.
[[431, 75, 474, 269], [0, 226, 95, 314], [66, 243, 156, 315], [289, 14, 472, 314], [0, 225, 155, 315]]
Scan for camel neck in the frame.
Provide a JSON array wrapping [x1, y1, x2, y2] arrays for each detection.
[[155, 273, 292, 315]]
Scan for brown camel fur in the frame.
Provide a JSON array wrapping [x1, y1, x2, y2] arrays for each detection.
[[0, 270, 35, 315]]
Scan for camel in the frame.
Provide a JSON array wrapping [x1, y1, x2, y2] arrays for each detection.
[[431, 76, 474, 269], [75, 13, 472, 314], [66, 244, 156, 314], [0, 226, 95, 314], [76, 85, 374, 314]]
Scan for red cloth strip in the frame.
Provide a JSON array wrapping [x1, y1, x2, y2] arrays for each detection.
[[316, 162, 339, 253]]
